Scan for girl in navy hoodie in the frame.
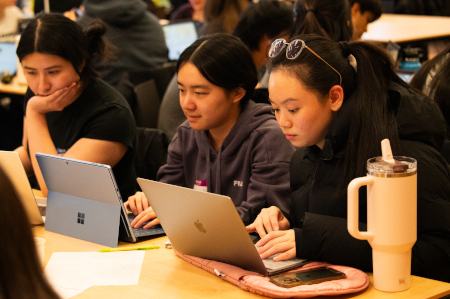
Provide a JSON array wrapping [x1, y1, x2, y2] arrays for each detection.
[[126, 34, 295, 229]]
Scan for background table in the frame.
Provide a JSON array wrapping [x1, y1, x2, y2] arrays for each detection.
[[362, 14, 450, 43], [0, 78, 27, 95], [33, 226, 450, 299]]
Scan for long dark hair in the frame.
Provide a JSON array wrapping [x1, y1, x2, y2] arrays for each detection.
[[177, 34, 258, 108], [16, 13, 113, 85], [292, 0, 352, 42], [268, 34, 408, 189], [0, 167, 60, 299], [350, 0, 382, 20], [233, 0, 294, 52], [202, 0, 248, 34], [410, 46, 450, 139]]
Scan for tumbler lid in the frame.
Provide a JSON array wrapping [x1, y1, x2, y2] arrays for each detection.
[[367, 156, 417, 177]]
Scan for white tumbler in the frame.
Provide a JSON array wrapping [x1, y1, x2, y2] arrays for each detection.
[[347, 156, 417, 292]]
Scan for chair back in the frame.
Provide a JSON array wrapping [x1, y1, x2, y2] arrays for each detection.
[[134, 127, 169, 185], [132, 62, 177, 128]]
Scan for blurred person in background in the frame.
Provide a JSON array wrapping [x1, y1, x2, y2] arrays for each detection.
[[0, 0, 22, 41], [349, 0, 382, 40], [410, 44, 450, 163], [76, 0, 168, 103], [291, 0, 352, 42], [170, 0, 206, 23], [233, 0, 295, 101], [200, 0, 249, 35]]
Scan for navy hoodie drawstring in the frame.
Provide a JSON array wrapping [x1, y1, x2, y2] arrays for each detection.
[[206, 145, 211, 192], [206, 134, 222, 194], [216, 148, 222, 195]]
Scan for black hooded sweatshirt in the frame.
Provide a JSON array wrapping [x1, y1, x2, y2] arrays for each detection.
[[288, 81, 450, 282]]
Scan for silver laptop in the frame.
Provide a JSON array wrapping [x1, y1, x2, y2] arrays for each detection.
[[0, 151, 45, 225], [162, 21, 198, 61], [137, 179, 309, 276], [36, 153, 164, 248]]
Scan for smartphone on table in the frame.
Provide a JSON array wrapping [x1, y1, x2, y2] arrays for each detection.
[[270, 267, 346, 288]]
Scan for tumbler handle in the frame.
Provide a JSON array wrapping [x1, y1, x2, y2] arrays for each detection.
[[347, 176, 374, 241]]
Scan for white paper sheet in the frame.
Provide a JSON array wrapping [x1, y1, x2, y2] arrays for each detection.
[[45, 251, 145, 298]]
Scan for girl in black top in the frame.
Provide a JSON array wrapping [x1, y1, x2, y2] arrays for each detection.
[[247, 35, 450, 282], [15, 13, 136, 199]]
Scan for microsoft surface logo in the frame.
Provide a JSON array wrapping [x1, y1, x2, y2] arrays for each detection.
[[77, 212, 85, 224]]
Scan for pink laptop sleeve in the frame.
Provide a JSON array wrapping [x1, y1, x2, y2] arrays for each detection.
[[174, 249, 369, 298]]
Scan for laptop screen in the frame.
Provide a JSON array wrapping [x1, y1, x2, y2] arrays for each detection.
[[163, 22, 198, 61], [0, 42, 17, 75]]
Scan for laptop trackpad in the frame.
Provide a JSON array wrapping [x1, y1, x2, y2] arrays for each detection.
[[263, 254, 308, 273], [253, 240, 309, 275]]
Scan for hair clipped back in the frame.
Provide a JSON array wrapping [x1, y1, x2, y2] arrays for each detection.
[[268, 34, 356, 99], [83, 20, 115, 61], [16, 13, 113, 84], [177, 34, 258, 108], [268, 34, 409, 192]]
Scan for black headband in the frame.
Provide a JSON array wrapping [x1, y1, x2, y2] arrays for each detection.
[[339, 41, 351, 57]]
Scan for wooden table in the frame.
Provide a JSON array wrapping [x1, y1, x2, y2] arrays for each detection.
[[362, 14, 450, 43], [33, 226, 450, 299], [0, 78, 27, 95]]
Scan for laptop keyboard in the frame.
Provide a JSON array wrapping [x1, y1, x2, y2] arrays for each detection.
[[38, 205, 46, 216], [132, 224, 164, 237], [127, 213, 165, 237]]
